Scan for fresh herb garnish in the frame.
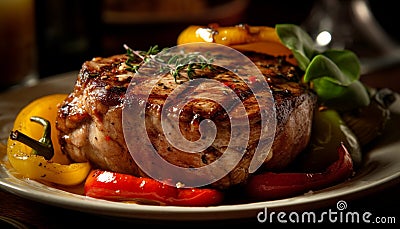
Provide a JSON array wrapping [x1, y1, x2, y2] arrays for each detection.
[[160, 50, 214, 82], [124, 44, 161, 72], [124, 44, 214, 83], [276, 24, 370, 111]]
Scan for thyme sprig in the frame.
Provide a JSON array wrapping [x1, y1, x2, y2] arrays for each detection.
[[160, 51, 214, 82], [124, 44, 161, 73], [124, 44, 214, 83]]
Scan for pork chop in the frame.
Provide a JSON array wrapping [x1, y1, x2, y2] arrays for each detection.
[[56, 50, 317, 189]]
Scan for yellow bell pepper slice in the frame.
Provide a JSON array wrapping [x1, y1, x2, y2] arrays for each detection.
[[177, 25, 279, 45], [7, 94, 91, 186], [177, 24, 297, 65]]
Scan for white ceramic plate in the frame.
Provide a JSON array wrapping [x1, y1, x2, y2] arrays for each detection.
[[0, 72, 400, 221]]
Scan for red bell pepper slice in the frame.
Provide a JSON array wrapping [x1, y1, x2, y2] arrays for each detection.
[[173, 187, 224, 207], [245, 142, 354, 200], [84, 169, 224, 206]]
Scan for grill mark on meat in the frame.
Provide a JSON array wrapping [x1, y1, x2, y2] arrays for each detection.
[[56, 51, 317, 189]]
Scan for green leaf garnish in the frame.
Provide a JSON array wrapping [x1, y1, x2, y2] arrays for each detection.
[[275, 24, 316, 71], [276, 24, 370, 110], [321, 49, 361, 82]]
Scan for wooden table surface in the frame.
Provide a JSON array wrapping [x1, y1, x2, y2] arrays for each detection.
[[1, 63, 399, 228]]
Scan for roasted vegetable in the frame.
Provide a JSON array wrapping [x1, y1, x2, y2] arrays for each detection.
[[177, 24, 296, 65], [10, 116, 54, 160], [294, 108, 362, 172], [7, 94, 91, 186], [341, 87, 396, 146], [246, 143, 353, 200], [84, 169, 224, 206]]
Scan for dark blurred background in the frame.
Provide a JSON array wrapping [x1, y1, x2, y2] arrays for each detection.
[[32, 0, 399, 79]]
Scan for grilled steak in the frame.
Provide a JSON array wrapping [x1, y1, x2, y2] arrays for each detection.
[[56, 50, 317, 189]]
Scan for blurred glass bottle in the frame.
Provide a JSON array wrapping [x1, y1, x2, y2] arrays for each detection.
[[301, 0, 400, 73], [302, 0, 400, 55], [0, 0, 38, 91]]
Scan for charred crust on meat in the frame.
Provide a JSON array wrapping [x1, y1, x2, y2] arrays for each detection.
[[98, 84, 127, 107]]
